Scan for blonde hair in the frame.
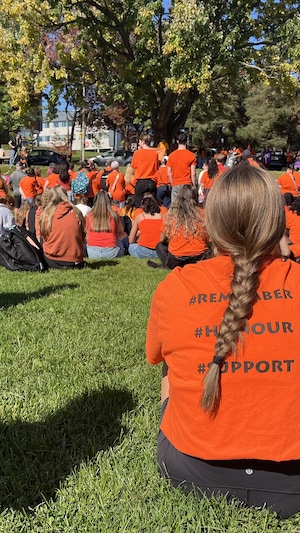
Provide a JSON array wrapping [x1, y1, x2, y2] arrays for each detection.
[[164, 185, 205, 240], [88, 189, 118, 232], [40, 186, 84, 238], [201, 164, 286, 414]]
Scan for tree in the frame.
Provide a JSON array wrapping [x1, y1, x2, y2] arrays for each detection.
[[0, 0, 299, 145]]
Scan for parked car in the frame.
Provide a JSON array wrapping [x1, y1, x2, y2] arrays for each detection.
[[92, 150, 134, 167], [256, 152, 287, 171], [27, 148, 67, 167]]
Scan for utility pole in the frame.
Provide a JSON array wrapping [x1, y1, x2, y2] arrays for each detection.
[[81, 84, 86, 162]]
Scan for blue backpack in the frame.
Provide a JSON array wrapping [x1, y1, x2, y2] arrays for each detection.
[[71, 170, 90, 195]]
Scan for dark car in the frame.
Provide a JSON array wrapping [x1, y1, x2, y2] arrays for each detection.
[[256, 152, 287, 171], [92, 149, 133, 167], [27, 148, 67, 167]]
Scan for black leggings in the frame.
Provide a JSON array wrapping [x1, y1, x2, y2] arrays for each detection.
[[158, 401, 300, 519], [156, 242, 210, 269]]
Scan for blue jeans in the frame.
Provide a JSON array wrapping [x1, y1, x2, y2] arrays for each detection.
[[157, 185, 171, 209], [9, 149, 17, 167], [87, 240, 124, 259], [128, 244, 158, 258]]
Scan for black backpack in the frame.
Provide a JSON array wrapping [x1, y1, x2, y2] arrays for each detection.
[[0, 226, 48, 272]]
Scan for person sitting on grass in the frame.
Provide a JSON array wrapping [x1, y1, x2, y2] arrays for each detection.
[[0, 196, 15, 234], [85, 189, 126, 259], [39, 186, 85, 269], [146, 163, 300, 519], [148, 185, 210, 269], [128, 193, 163, 259]]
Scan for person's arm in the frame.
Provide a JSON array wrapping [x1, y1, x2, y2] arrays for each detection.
[[8, 140, 14, 149], [128, 217, 139, 244], [161, 361, 169, 405], [19, 184, 26, 200], [167, 166, 173, 185], [160, 230, 168, 244]]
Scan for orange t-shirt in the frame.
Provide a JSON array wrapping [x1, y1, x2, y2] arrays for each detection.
[[45, 172, 59, 188], [85, 170, 97, 198], [155, 166, 170, 187], [146, 255, 300, 461], [131, 148, 159, 185], [200, 170, 221, 190], [162, 216, 207, 257], [167, 149, 196, 186], [286, 208, 300, 257], [277, 172, 300, 196], [92, 170, 104, 195], [106, 170, 126, 202], [36, 176, 45, 194], [19, 176, 38, 199]]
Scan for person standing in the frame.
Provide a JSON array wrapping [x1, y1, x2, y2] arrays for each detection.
[[8, 133, 22, 168], [129, 134, 159, 207], [167, 133, 196, 202], [8, 162, 26, 215]]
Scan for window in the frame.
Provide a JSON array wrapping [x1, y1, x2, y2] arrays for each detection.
[[42, 122, 49, 129]]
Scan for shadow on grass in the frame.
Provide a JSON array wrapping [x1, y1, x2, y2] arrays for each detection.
[[0, 387, 136, 512], [0, 284, 79, 310], [84, 260, 120, 269]]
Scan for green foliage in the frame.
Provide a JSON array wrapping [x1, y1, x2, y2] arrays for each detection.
[[0, 0, 299, 144], [0, 259, 298, 531]]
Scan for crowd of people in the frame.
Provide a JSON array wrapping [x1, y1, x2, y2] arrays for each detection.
[[1, 133, 300, 518], [1, 134, 300, 271]]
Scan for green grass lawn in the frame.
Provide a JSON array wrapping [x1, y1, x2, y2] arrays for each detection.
[[0, 258, 300, 532]]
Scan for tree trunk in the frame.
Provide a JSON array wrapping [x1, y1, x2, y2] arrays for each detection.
[[151, 88, 198, 146]]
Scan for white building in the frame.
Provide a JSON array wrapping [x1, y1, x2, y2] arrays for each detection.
[[38, 111, 119, 152]]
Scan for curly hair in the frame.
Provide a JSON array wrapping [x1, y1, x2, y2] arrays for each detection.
[[141, 193, 160, 215], [201, 164, 286, 415], [163, 185, 205, 240], [291, 197, 300, 216]]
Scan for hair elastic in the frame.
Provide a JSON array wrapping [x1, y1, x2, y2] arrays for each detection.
[[212, 355, 223, 366]]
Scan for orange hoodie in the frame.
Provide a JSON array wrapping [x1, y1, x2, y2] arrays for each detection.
[[42, 202, 84, 262]]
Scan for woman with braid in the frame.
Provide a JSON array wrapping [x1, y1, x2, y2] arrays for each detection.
[[146, 164, 300, 519]]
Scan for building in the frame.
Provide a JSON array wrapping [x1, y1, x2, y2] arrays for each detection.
[[38, 111, 120, 152]]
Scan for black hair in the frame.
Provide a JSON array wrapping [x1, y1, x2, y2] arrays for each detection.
[[141, 194, 160, 215]]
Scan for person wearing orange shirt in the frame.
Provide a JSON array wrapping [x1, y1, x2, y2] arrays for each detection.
[[167, 133, 196, 202], [34, 167, 46, 195], [92, 165, 112, 196], [19, 168, 38, 203], [199, 158, 220, 201], [129, 134, 159, 207], [40, 186, 85, 268], [285, 198, 300, 258], [106, 160, 126, 208], [128, 193, 163, 258], [277, 164, 300, 203], [150, 185, 209, 269], [155, 156, 171, 208], [44, 164, 60, 189], [146, 164, 300, 519]]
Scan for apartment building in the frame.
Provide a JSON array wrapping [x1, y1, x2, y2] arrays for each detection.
[[38, 111, 120, 152]]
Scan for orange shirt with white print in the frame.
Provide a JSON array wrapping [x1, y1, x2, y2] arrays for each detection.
[[146, 255, 300, 462]]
